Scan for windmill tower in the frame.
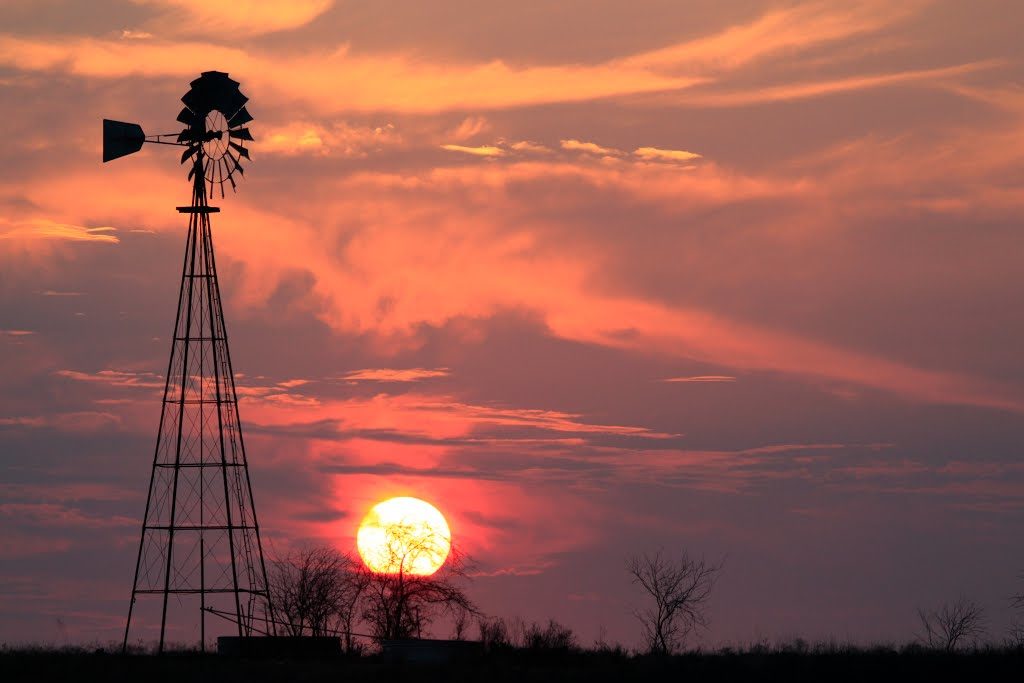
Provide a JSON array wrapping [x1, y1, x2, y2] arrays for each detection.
[[104, 72, 273, 653]]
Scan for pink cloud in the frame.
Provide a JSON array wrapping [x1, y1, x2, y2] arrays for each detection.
[[0, 219, 118, 244], [0, 411, 122, 432], [0, 2, 922, 114], [342, 368, 451, 382], [663, 375, 736, 383]]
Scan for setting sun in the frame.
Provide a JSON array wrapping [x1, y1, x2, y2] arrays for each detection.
[[356, 497, 451, 576]]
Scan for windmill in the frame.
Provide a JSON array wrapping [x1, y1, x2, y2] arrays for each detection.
[[104, 72, 272, 653]]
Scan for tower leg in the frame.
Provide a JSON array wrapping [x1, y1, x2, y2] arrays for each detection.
[[159, 220, 200, 653], [122, 198, 197, 654]]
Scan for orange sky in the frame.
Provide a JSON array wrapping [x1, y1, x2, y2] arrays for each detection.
[[2, 0, 1024, 648]]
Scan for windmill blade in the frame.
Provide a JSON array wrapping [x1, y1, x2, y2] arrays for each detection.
[[193, 71, 248, 119], [176, 107, 200, 126], [180, 144, 200, 164], [227, 107, 253, 127], [216, 72, 240, 89], [229, 127, 254, 141], [200, 70, 235, 90], [226, 150, 245, 176], [185, 72, 217, 107], [181, 87, 214, 115], [222, 90, 249, 120], [217, 158, 226, 198], [229, 142, 250, 160]]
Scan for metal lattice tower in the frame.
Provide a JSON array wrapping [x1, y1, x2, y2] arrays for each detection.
[[105, 72, 272, 652]]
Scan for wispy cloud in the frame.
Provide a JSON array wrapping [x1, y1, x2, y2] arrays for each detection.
[[413, 399, 676, 437], [0, 35, 700, 112], [442, 140, 554, 158], [260, 121, 399, 157], [131, 0, 334, 37], [560, 139, 622, 156], [441, 144, 505, 157], [0, 220, 118, 243], [0, 482, 137, 504], [119, 29, 153, 40], [0, 416, 45, 427], [663, 375, 736, 383], [621, 1, 923, 74], [680, 61, 1000, 108], [244, 391, 676, 447], [54, 369, 163, 389], [0, 2, 929, 113], [446, 116, 490, 142], [509, 140, 552, 154], [0, 411, 122, 432], [635, 146, 702, 162], [0, 502, 135, 529], [342, 368, 451, 383], [119, 29, 152, 39], [468, 562, 555, 578], [548, 294, 1024, 414]]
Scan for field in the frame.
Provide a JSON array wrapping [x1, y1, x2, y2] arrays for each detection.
[[2, 644, 1023, 682]]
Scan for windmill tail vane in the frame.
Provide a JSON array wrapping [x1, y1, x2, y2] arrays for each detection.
[[104, 71, 273, 653]]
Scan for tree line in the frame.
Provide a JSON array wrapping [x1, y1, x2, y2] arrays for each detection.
[[267, 540, 1024, 653], [265, 535, 724, 655]]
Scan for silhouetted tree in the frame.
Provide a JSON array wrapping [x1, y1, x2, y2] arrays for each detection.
[[1007, 571, 1024, 648], [1007, 622, 1024, 649], [1012, 573, 1024, 611], [475, 616, 576, 651], [335, 560, 372, 653], [358, 519, 478, 640], [523, 619, 577, 651], [451, 603, 473, 640], [267, 546, 368, 651], [916, 598, 986, 651], [478, 616, 512, 650], [627, 549, 722, 654]]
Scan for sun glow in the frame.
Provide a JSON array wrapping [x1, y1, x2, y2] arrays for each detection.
[[356, 497, 452, 576]]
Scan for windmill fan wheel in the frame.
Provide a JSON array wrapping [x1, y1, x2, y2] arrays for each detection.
[[176, 71, 254, 197]]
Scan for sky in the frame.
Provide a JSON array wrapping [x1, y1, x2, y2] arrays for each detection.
[[1, 0, 1023, 649]]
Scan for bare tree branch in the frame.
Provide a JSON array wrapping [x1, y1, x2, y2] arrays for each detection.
[[266, 546, 368, 651], [627, 549, 722, 654], [358, 520, 479, 641], [1010, 569, 1024, 610], [268, 517, 479, 646], [916, 598, 986, 652]]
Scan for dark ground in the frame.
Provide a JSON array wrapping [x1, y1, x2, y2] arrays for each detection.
[[2, 646, 1023, 682]]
